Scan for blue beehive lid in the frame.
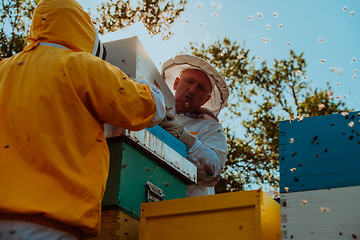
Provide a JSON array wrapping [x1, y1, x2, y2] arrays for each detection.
[[279, 111, 360, 193]]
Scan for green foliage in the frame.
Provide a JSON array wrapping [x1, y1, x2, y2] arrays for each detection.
[[93, 0, 187, 40], [187, 38, 352, 192], [1, 0, 187, 61], [0, 0, 38, 60]]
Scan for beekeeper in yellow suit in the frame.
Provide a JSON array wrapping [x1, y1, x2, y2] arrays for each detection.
[[0, 0, 165, 239]]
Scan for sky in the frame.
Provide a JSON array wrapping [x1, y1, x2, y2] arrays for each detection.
[[78, 0, 360, 113], [76, 0, 360, 191]]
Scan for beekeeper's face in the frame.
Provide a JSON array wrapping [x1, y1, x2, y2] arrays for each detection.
[[173, 69, 212, 114]]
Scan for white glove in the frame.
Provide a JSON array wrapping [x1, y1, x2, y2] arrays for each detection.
[[137, 79, 166, 128], [159, 110, 197, 150]]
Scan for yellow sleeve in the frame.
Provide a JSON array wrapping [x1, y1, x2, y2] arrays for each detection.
[[65, 52, 156, 131]]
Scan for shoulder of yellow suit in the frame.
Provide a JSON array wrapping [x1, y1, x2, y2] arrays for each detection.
[[24, 0, 95, 54]]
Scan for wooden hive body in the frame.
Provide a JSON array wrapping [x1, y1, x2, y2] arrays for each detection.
[[139, 190, 280, 240]]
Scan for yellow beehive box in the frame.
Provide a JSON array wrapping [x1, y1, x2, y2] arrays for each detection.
[[139, 189, 280, 240]]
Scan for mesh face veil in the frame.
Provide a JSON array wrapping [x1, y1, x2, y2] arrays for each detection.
[[161, 55, 229, 117], [92, 26, 107, 60]]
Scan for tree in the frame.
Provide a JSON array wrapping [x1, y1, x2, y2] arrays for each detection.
[[0, 0, 38, 60], [0, 0, 187, 60], [187, 38, 351, 193], [92, 0, 187, 41]]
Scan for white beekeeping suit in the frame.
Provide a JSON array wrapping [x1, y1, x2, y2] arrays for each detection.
[[161, 55, 229, 197]]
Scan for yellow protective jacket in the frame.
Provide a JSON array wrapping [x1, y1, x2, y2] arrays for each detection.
[[0, 0, 157, 238]]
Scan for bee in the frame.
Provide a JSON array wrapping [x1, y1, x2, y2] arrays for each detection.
[[320, 207, 330, 212], [318, 104, 325, 111], [211, 12, 218, 18], [194, 1, 203, 8]]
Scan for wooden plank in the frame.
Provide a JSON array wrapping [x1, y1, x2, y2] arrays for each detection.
[[280, 186, 360, 239], [89, 210, 139, 240], [279, 111, 360, 193], [261, 192, 281, 239], [117, 211, 140, 240], [140, 190, 262, 218]]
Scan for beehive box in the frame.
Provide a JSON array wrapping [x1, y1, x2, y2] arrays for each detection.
[[279, 111, 360, 193], [139, 189, 280, 240], [94, 127, 196, 239], [280, 185, 360, 239], [102, 128, 197, 218], [103, 36, 175, 114]]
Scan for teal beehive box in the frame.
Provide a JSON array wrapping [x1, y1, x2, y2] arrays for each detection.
[[102, 125, 197, 219], [279, 111, 360, 193]]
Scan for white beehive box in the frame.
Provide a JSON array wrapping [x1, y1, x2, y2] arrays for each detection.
[[103, 36, 175, 113], [280, 185, 360, 239]]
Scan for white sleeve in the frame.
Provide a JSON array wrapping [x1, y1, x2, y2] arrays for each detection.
[[137, 79, 166, 128], [186, 122, 227, 187]]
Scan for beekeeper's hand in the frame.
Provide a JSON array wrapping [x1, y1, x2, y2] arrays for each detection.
[[137, 79, 166, 128], [159, 110, 196, 150]]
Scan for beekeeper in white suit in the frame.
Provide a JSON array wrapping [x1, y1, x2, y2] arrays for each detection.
[[160, 54, 229, 197]]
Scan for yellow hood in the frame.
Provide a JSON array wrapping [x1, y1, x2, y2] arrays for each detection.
[[24, 0, 106, 59]]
